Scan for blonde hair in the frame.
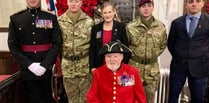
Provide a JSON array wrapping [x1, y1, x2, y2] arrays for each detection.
[[101, 1, 115, 12]]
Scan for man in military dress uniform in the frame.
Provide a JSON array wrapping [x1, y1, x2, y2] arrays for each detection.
[[8, 0, 62, 103], [126, 0, 167, 103], [58, 0, 94, 102], [87, 41, 146, 103]]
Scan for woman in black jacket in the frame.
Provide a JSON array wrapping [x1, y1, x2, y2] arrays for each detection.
[[89, 1, 130, 72]]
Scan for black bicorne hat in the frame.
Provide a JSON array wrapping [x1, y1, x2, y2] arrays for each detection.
[[98, 40, 132, 56]]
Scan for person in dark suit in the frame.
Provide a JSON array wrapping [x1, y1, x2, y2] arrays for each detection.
[[89, 1, 129, 73], [8, 0, 62, 103], [167, 0, 209, 102]]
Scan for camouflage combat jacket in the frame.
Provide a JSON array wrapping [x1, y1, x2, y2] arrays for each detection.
[[58, 10, 94, 78], [126, 16, 167, 61]]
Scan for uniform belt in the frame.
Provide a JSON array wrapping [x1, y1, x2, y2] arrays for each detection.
[[132, 57, 157, 65], [21, 44, 52, 52], [64, 53, 88, 61]]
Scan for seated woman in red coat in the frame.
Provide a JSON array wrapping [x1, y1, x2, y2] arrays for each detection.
[[87, 41, 146, 103]]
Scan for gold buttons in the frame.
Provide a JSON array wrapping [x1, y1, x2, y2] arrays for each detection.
[[113, 96, 116, 100], [114, 72, 116, 75], [114, 77, 116, 80], [113, 82, 116, 85], [113, 87, 116, 90], [113, 91, 116, 94]]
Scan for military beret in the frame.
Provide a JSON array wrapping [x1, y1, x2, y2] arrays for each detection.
[[98, 40, 131, 56], [138, 0, 153, 7]]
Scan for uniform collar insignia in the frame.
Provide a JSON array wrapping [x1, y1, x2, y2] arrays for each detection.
[[27, 7, 41, 14]]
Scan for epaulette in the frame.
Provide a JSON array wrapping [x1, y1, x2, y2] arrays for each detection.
[[41, 9, 56, 15], [13, 9, 26, 15]]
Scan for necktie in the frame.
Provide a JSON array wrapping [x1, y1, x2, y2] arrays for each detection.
[[189, 17, 196, 38]]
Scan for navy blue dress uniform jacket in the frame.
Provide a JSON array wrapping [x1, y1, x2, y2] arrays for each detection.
[[89, 20, 130, 70], [167, 14, 209, 78], [8, 7, 63, 80]]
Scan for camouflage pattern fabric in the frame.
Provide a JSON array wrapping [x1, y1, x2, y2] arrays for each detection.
[[126, 17, 167, 59], [129, 60, 159, 103], [126, 16, 167, 103], [58, 10, 94, 103], [58, 10, 94, 78], [63, 74, 92, 103]]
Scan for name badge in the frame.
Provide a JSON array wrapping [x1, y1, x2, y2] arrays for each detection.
[[117, 74, 135, 86], [35, 19, 53, 29]]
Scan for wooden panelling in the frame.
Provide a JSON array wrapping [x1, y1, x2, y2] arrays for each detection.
[[0, 72, 33, 103], [0, 28, 8, 32], [0, 52, 18, 75]]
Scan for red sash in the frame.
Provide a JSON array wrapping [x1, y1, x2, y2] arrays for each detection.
[[21, 44, 62, 77], [21, 44, 52, 52]]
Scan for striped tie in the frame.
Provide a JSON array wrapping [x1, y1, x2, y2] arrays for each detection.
[[189, 17, 196, 38]]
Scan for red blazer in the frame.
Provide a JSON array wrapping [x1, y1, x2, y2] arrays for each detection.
[[87, 63, 146, 103]]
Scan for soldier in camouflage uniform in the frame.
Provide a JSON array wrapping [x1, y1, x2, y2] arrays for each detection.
[[58, 0, 94, 102], [126, 0, 167, 103]]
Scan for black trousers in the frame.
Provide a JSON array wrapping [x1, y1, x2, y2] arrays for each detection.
[[24, 76, 56, 103], [168, 70, 208, 103]]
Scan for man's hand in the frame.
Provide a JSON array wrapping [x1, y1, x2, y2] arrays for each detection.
[[39, 65, 46, 75], [28, 63, 46, 76]]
